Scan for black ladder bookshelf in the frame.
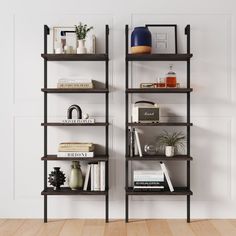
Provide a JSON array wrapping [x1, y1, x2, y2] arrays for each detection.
[[125, 24, 193, 222], [41, 25, 110, 223]]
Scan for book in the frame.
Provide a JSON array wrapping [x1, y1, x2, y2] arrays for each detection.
[[59, 142, 94, 147], [58, 147, 94, 152], [57, 152, 94, 158], [133, 186, 164, 189], [134, 129, 142, 157], [100, 162, 105, 191], [94, 164, 100, 191], [91, 164, 94, 191], [83, 164, 91, 191], [160, 162, 174, 192], [62, 119, 95, 124], [134, 181, 163, 186], [57, 83, 94, 89]]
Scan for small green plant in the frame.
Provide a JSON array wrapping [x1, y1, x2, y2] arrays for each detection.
[[75, 23, 93, 40], [157, 130, 185, 151]]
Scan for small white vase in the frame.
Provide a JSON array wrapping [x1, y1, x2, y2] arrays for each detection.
[[165, 146, 175, 157], [77, 39, 87, 54]]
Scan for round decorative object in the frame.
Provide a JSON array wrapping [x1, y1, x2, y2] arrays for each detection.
[[69, 161, 83, 190], [82, 113, 89, 119], [144, 143, 158, 155], [48, 167, 66, 190], [131, 26, 152, 54]]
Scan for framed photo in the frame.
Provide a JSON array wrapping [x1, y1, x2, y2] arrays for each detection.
[[145, 24, 177, 54], [53, 27, 77, 54]]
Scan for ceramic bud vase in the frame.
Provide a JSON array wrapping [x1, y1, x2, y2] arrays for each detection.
[[165, 146, 175, 157], [77, 39, 87, 54], [69, 161, 83, 190]]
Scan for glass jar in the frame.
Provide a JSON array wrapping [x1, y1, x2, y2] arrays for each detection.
[[157, 77, 166, 88], [166, 64, 177, 88]]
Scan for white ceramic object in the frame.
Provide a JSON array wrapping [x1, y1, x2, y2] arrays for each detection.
[[77, 39, 87, 54], [165, 146, 175, 157]]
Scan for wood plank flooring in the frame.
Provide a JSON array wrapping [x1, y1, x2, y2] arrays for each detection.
[[0, 219, 235, 236]]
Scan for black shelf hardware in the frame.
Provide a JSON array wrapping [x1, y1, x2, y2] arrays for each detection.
[[41, 53, 108, 61], [126, 155, 193, 161], [42, 25, 110, 223], [41, 88, 109, 93], [126, 88, 193, 93], [41, 155, 109, 161], [41, 122, 109, 126], [126, 187, 193, 195], [125, 24, 193, 223], [126, 53, 192, 61], [127, 122, 193, 127], [41, 187, 108, 195]]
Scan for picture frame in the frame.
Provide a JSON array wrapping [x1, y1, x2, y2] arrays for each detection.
[[53, 26, 77, 54], [145, 24, 177, 54]]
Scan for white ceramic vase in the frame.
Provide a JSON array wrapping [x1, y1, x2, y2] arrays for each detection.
[[165, 146, 175, 157], [77, 39, 87, 54]]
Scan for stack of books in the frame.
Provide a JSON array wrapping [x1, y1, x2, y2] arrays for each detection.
[[57, 78, 94, 89], [133, 170, 164, 191], [83, 162, 106, 191], [57, 142, 95, 158]]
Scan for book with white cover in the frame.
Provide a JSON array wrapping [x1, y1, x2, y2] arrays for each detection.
[[134, 130, 142, 157], [94, 164, 100, 191], [100, 162, 105, 191], [83, 164, 91, 191], [160, 162, 174, 192], [133, 186, 164, 189], [57, 152, 94, 158], [133, 170, 164, 182], [91, 164, 94, 191], [62, 119, 95, 124]]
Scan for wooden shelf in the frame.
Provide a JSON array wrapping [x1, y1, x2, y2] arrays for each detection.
[[127, 122, 193, 127], [126, 155, 192, 161], [41, 187, 108, 195], [41, 88, 109, 93], [126, 53, 193, 61], [41, 155, 108, 161], [41, 53, 108, 61], [126, 88, 193, 93], [126, 187, 193, 195], [41, 122, 109, 126]]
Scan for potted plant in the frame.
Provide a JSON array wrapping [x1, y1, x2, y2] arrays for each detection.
[[75, 23, 93, 54], [157, 130, 185, 157]]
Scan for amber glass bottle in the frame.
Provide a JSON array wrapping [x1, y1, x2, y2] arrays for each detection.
[[166, 65, 177, 88]]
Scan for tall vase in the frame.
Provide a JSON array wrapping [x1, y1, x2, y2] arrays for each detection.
[[131, 26, 152, 54], [77, 39, 87, 54], [69, 161, 83, 190]]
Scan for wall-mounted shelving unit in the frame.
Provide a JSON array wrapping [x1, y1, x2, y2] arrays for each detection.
[[125, 24, 193, 222], [41, 25, 110, 223]]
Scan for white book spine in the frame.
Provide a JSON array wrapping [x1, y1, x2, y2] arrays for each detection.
[[133, 186, 164, 189], [160, 162, 174, 192], [94, 164, 100, 191], [91, 164, 94, 191], [100, 162, 105, 191], [134, 130, 143, 157], [83, 164, 91, 191], [57, 152, 94, 158]]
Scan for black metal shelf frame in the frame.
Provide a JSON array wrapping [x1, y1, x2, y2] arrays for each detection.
[[42, 25, 110, 223], [125, 24, 192, 223]]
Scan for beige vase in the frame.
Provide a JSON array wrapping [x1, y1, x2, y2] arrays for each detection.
[[69, 161, 83, 190]]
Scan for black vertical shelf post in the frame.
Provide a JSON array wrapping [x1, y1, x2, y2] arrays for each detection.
[[43, 25, 49, 223], [125, 25, 129, 223], [185, 24, 191, 223], [105, 24, 109, 223]]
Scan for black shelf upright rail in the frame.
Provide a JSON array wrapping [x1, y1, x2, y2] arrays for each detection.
[[43, 25, 49, 223], [185, 24, 191, 223], [125, 25, 129, 223], [105, 24, 109, 223]]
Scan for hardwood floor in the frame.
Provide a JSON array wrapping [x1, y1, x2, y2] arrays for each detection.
[[0, 219, 235, 236]]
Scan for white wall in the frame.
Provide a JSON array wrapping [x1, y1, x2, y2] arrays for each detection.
[[1, 0, 236, 219]]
